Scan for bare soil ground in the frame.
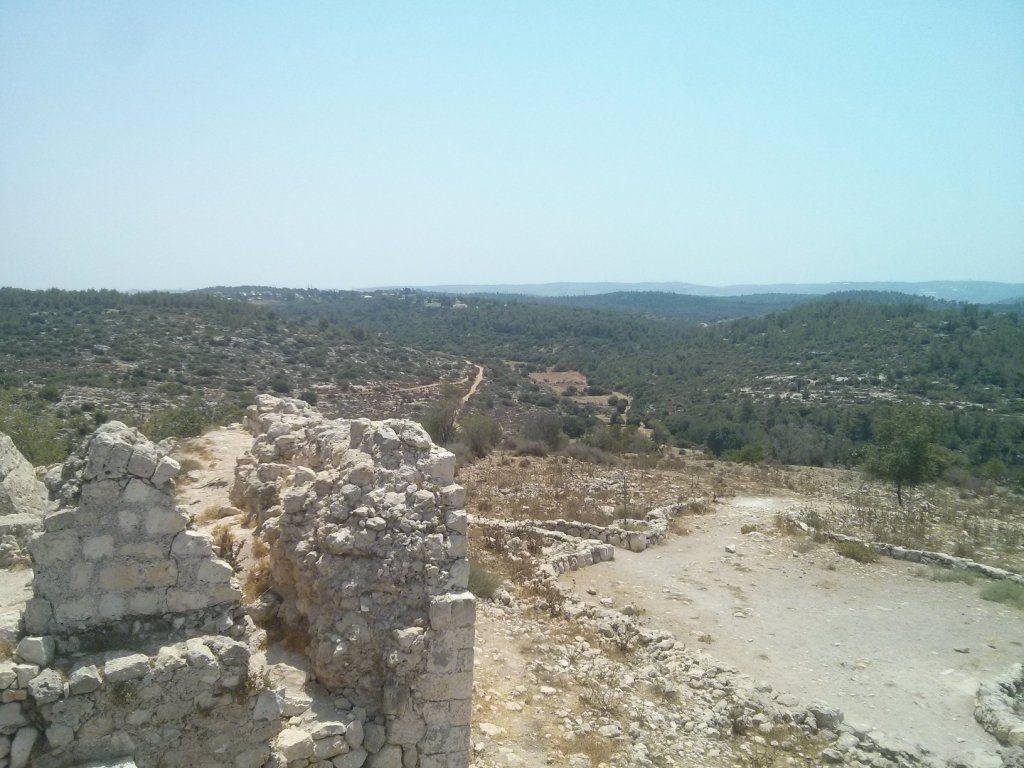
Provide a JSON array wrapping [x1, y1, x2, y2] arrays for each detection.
[[562, 494, 1024, 763]]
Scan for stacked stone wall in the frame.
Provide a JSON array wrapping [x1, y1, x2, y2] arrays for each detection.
[[0, 433, 48, 568], [232, 395, 474, 768], [25, 423, 241, 648]]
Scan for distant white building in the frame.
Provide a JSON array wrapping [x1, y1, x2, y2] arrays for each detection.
[[452, 301, 468, 310]]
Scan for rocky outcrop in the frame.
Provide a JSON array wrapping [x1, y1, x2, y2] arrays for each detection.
[[232, 395, 474, 768], [0, 433, 48, 568], [976, 664, 1024, 748]]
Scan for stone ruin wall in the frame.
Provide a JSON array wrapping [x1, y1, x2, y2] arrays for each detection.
[[0, 433, 48, 568], [0, 395, 474, 768], [232, 395, 475, 768], [0, 422, 263, 768], [26, 422, 242, 647]]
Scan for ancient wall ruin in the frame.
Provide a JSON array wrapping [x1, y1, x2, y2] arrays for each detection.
[[0, 398, 474, 768], [233, 395, 475, 768], [26, 422, 241, 647], [0, 433, 48, 568]]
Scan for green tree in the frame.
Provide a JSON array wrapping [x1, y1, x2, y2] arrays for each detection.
[[863, 408, 946, 504], [421, 384, 462, 445], [458, 413, 502, 458]]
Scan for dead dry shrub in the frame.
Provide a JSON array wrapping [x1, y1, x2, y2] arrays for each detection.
[[212, 524, 243, 571], [244, 536, 271, 603]]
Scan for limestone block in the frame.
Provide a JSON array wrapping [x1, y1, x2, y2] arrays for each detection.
[[419, 725, 469, 755], [448, 534, 467, 558], [366, 744, 402, 768], [0, 664, 15, 690], [82, 534, 114, 560], [9, 725, 37, 768], [309, 722, 349, 739], [420, 451, 455, 486], [79, 479, 121, 509], [29, 529, 79, 566], [15, 636, 54, 667], [97, 592, 126, 620], [26, 668, 63, 704], [45, 722, 74, 749], [448, 698, 472, 727], [449, 592, 475, 628], [53, 598, 94, 624], [0, 614, 19, 651], [0, 702, 27, 732], [117, 508, 141, 533], [123, 478, 160, 505], [363, 723, 386, 754], [313, 734, 351, 760], [103, 653, 151, 683], [446, 559, 470, 591], [14, 665, 38, 687], [438, 485, 465, 510], [171, 529, 213, 557], [127, 442, 159, 479], [127, 589, 164, 615], [275, 728, 315, 761], [335, 747, 368, 768], [252, 690, 280, 721], [67, 665, 102, 695], [428, 597, 452, 631], [197, 558, 234, 584], [444, 510, 467, 535], [345, 719, 364, 749], [385, 712, 425, 745], [143, 506, 187, 536], [151, 456, 180, 486], [166, 589, 211, 612]]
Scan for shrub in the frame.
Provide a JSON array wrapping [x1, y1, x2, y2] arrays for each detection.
[[458, 413, 502, 458], [468, 561, 502, 600], [834, 541, 879, 564], [563, 442, 617, 465], [142, 397, 247, 442], [521, 411, 565, 451], [0, 393, 69, 465], [924, 567, 977, 585], [980, 581, 1024, 610], [740, 523, 758, 534]]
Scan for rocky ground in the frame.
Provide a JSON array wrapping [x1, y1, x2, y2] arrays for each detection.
[[563, 494, 1024, 765]]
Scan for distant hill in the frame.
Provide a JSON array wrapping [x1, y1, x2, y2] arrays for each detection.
[[396, 281, 1024, 304], [476, 291, 816, 322]]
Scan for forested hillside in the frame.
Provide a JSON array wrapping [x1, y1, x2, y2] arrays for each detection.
[[2, 286, 1022, 487], [204, 287, 1024, 483], [465, 291, 816, 322], [0, 288, 464, 461]]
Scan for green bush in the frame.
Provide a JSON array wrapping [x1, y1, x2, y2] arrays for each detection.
[[834, 541, 879, 564], [142, 397, 247, 442], [468, 561, 502, 600], [924, 567, 977, 585], [0, 393, 69, 465], [458, 413, 502, 458], [980, 581, 1024, 610]]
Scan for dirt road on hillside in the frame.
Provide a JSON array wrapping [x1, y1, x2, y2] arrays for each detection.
[[563, 495, 1024, 764]]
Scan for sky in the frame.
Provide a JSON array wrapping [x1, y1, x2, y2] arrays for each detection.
[[2, 1, 1023, 291]]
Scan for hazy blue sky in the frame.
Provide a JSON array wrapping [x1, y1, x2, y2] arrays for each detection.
[[2, 2, 1022, 290]]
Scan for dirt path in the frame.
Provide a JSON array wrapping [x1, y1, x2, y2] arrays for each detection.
[[563, 495, 1024, 763], [461, 363, 485, 406]]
